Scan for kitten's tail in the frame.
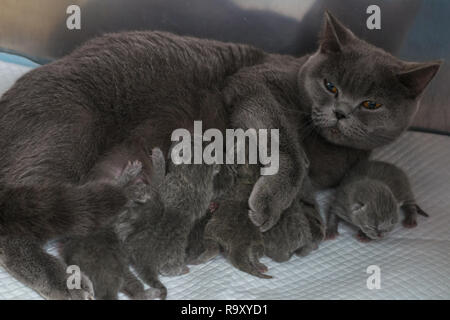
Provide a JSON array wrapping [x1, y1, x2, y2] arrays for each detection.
[[0, 182, 127, 240]]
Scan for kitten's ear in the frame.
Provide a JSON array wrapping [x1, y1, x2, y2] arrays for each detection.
[[320, 10, 356, 53], [397, 61, 442, 98]]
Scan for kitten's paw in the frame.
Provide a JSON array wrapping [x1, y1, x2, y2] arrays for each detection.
[[135, 288, 164, 300], [325, 229, 339, 240], [66, 274, 95, 300], [402, 217, 418, 228], [228, 243, 272, 279], [118, 160, 143, 186], [295, 244, 314, 257], [356, 231, 372, 243], [160, 263, 189, 277], [209, 201, 220, 213]]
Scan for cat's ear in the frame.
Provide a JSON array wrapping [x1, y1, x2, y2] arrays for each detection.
[[397, 61, 442, 98], [319, 10, 356, 53]]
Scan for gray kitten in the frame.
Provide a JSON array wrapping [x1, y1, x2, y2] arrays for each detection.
[[61, 160, 161, 300], [326, 160, 428, 241], [61, 229, 156, 300], [116, 147, 219, 299], [188, 164, 324, 276]]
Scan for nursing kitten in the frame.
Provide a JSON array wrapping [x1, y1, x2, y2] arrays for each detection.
[[326, 160, 428, 241], [116, 147, 219, 299], [61, 160, 161, 300], [188, 165, 324, 275], [61, 229, 158, 300]]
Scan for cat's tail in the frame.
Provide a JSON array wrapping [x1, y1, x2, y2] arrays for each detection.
[[0, 182, 127, 240]]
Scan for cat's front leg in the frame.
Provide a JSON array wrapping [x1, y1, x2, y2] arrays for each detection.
[[0, 237, 94, 300], [248, 151, 308, 232]]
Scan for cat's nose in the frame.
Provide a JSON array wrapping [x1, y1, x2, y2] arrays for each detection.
[[334, 109, 347, 120]]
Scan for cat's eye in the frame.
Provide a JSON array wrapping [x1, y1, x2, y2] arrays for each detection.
[[324, 79, 338, 95], [361, 100, 382, 110]]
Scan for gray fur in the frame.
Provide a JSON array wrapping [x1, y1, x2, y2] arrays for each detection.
[[217, 11, 439, 275], [116, 148, 219, 299], [0, 30, 261, 298], [326, 160, 428, 241], [61, 160, 159, 300], [0, 11, 439, 294], [187, 164, 324, 276]]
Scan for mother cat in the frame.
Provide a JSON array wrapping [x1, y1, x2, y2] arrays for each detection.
[[0, 11, 440, 299]]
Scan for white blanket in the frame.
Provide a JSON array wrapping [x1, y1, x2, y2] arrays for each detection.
[[0, 59, 448, 300]]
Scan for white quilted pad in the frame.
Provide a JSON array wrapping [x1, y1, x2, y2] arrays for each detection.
[[0, 58, 449, 300]]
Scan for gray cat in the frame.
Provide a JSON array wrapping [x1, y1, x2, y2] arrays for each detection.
[[0, 10, 440, 296], [213, 11, 440, 276], [326, 160, 428, 242]]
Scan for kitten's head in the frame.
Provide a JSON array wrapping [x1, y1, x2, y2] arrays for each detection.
[[298, 11, 441, 150], [347, 180, 399, 240], [167, 139, 221, 187]]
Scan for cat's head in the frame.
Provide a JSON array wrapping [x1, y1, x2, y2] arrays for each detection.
[[298, 11, 441, 150], [348, 180, 399, 240]]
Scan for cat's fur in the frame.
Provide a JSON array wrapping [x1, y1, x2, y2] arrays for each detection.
[[0, 11, 440, 295], [212, 11, 440, 276], [0, 31, 261, 298], [326, 160, 428, 241]]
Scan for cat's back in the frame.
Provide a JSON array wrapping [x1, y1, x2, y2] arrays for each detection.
[[0, 31, 265, 117]]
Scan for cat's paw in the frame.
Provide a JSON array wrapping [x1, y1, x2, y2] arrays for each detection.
[[248, 192, 282, 233]]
